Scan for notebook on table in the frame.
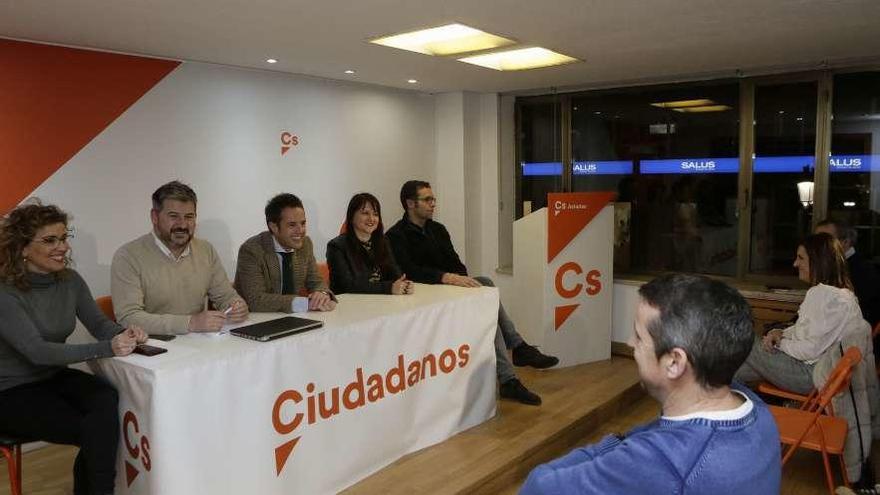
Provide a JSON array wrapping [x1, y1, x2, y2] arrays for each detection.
[[229, 316, 323, 342]]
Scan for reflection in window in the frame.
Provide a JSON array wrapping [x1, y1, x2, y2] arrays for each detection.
[[517, 97, 562, 216], [749, 82, 817, 275], [569, 83, 739, 276], [829, 72, 880, 263]]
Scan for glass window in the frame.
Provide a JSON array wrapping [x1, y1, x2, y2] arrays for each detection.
[[749, 81, 818, 275], [517, 97, 563, 216], [829, 72, 880, 263], [570, 83, 739, 276]]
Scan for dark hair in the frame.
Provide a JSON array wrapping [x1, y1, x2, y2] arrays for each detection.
[[0, 200, 70, 290], [800, 232, 853, 290], [399, 180, 431, 211], [816, 218, 857, 246], [265, 193, 304, 226], [152, 181, 197, 211], [638, 274, 753, 389], [344, 193, 393, 272]]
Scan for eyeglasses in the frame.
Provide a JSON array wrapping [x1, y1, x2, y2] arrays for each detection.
[[33, 232, 74, 249], [416, 196, 437, 204]]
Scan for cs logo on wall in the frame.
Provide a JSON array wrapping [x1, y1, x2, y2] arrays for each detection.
[[281, 131, 300, 156], [122, 410, 152, 486], [547, 192, 615, 331]]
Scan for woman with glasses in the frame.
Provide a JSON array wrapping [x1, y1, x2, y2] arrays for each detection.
[[735, 232, 869, 394], [0, 201, 147, 495], [326, 193, 413, 295]]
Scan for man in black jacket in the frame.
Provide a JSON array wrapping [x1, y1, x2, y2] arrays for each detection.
[[387, 180, 558, 406], [816, 218, 880, 332]]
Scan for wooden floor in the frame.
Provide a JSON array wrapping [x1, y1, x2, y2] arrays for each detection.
[[0, 357, 854, 495]]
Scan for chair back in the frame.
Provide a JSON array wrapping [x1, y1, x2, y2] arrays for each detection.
[[809, 346, 861, 413], [317, 262, 330, 287], [95, 295, 116, 322]]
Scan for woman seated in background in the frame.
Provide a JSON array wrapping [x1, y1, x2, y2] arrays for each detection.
[[0, 201, 146, 495], [326, 192, 413, 295], [735, 232, 869, 394]]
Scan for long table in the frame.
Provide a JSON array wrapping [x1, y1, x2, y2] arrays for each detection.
[[93, 284, 499, 494]]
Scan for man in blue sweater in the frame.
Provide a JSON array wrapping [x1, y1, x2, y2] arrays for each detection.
[[521, 274, 781, 494]]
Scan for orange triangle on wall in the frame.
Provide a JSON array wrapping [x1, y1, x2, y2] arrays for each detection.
[[555, 303, 580, 331], [124, 460, 140, 486], [0, 40, 180, 213], [547, 192, 616, 263]]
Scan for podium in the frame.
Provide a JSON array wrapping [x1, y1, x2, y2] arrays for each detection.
[[508, 192, 615, 367]]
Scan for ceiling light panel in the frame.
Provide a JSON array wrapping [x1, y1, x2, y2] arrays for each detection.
[[370, 23, 515, 56], [458, 47, 578, 71], [672, 105, 733, 113], [650, 99, 714, 109]]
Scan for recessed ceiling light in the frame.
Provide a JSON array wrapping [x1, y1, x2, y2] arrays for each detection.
[[344, 69, 356, 74], [407, 79, 418, 84], [458, 47, 578, 71], [672, 105, 733, 113], [370, 23, 516, 56], [266, 58, 278, 64], [650, 99, 714, 109]]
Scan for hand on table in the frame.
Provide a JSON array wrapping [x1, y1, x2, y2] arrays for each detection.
[[224, 299, 249, 323], [309, 291, 337, 311], [392, 275, 415, 295], [188, 310, 227, 332], [111, 332, 138, 356], [124, 325, 149, 344], [441, 273, 482, 288]]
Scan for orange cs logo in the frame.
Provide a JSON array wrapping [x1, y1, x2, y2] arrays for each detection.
[[281, 131, 300, 156], [554, 262, 602, 330], [122, 411, 152, 487]]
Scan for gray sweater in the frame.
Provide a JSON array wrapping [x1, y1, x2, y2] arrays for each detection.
[[0, 270, 120, 391]]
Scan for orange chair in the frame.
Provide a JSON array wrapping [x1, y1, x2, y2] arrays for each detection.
[[317, 262, 330, 288], [95, 295, 115, 322], [758, 322, 879, 406], [0, 434, 27, 495], [769, 346, 862, 494]]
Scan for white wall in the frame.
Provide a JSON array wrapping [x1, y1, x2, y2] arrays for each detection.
[[32, 62, 436, 298]]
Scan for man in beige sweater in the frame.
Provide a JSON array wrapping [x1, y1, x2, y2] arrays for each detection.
[[111, 181, 248, 334], [234, 193, 336, 313]]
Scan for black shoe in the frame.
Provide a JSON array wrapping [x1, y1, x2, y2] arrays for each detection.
[[499, 378, 542, 406], [512, 343, 559, 369]]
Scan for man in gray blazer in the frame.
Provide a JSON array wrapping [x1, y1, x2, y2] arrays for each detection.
[[234, 193, 336, 313]]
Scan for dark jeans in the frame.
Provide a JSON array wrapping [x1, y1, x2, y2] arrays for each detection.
[[473, 276, 526, 383], [0, 368, 119, 495]]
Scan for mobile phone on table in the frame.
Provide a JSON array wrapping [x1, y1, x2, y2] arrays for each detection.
[[133, 344, 168, 356], [148, 334, 176, 341]]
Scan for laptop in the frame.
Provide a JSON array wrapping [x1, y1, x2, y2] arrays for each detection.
[[229, 316, 323, 342]]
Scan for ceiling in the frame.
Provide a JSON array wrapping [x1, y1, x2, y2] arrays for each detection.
[[3, 0, 880, 94]]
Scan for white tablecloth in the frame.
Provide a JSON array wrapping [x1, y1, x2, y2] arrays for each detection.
[[93, 284, 499, 494]]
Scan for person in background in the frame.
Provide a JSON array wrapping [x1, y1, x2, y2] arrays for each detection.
[[326, 192, 412, 295], [112, 181, 248, 334], [815, 218, 880, 330], [521, 274, 780, 494], [0, 201, 147, 495], [387, 180, 558, 406], [235, 193, 336, 312], [735, 233, 869, 394]]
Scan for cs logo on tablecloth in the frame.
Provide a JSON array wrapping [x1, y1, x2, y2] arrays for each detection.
[[281, 131, 299, 156], [122, 410, 152, 487]]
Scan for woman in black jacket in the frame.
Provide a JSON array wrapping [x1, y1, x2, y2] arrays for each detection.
[[326, 193, 413, 295]]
